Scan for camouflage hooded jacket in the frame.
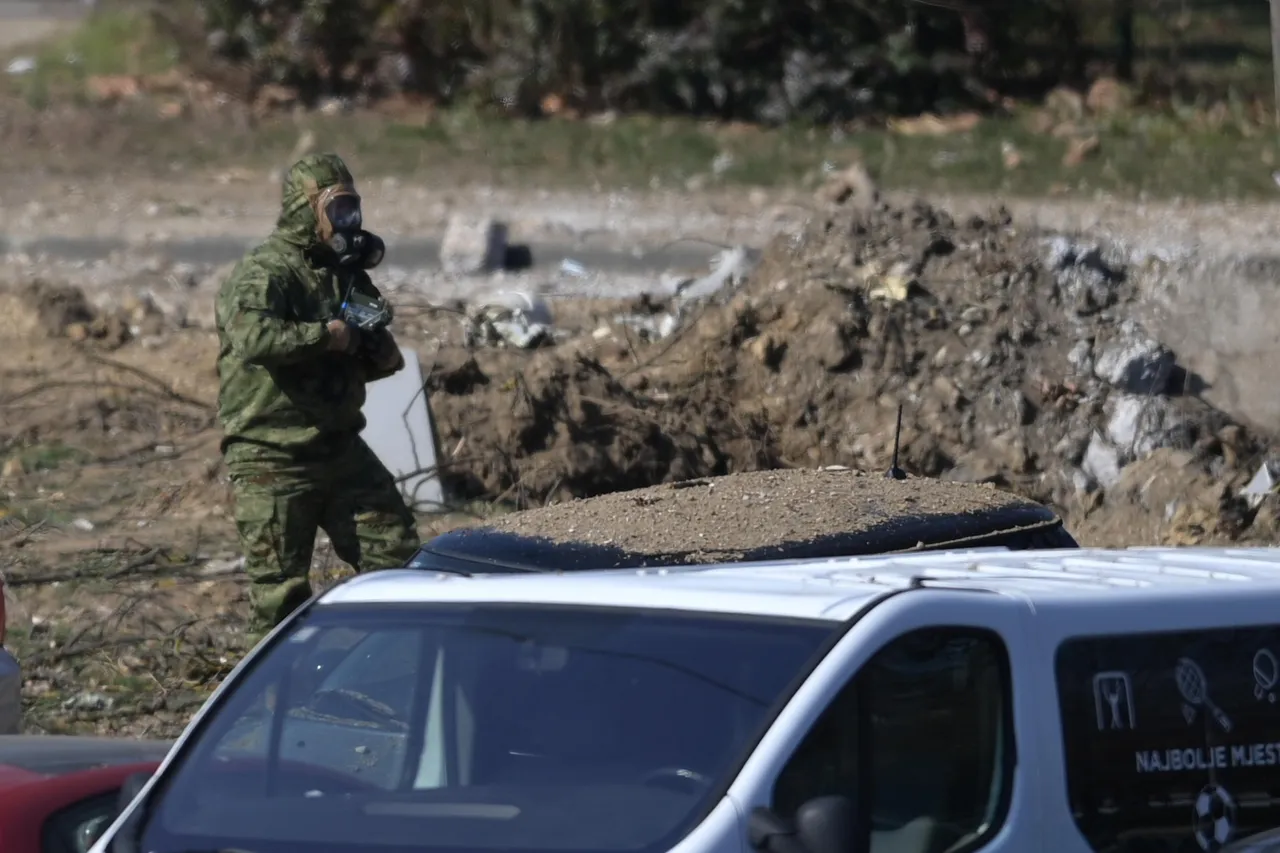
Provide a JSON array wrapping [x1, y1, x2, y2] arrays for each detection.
[[215, 154, 398, 458]]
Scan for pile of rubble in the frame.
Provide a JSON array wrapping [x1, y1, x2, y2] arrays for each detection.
[[426, 189, 1263, 527]]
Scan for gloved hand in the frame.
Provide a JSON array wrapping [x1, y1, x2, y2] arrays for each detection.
[[325, 319, 361, 355], [368, 328, 404, 372]]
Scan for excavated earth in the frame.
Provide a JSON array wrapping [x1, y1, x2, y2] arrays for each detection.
[[426, 192, 1270, 548], [4, 186, 1280, 737]]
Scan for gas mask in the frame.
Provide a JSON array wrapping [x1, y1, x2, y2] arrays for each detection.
[[313, 183, 386, 270]]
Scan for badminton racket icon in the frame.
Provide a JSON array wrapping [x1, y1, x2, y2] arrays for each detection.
[[1254, 649, 1278, 703], [1176, 657, 1232, 732]]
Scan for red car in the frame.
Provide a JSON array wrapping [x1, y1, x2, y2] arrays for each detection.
[[0, 573, 21, 733], [0, 735, 172, 853]]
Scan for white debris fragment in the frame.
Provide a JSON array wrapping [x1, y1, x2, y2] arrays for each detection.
[[1105, 394, 1186, 459], [465, 289, 555, 349], [1081, 433, 1123, 490], [559, 258, 587, 278], [676, 245, 761, 301], [361, 347, 447, 512], [612, 311, 681, 342], [6, 58, 35, 75], [1093, 320, 1176, 394], [1241, 462, 1278, 509], [440, 215, 508, 275], [70, 518, 95, 532]]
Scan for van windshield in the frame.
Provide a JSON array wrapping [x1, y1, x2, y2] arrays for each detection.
[[139, 603, 835, 853]]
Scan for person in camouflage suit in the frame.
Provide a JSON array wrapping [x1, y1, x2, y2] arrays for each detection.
[[215, 153, 421, 636]]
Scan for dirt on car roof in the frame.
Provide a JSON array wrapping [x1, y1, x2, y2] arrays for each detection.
[[480, 468, 1047, 559]]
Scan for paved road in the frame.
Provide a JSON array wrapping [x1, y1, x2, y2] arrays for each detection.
[[0, 0, 85, 51], [0, 233, 722, 274]]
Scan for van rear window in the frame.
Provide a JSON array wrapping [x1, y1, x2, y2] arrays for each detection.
[[1056, 625, 1280, 853]]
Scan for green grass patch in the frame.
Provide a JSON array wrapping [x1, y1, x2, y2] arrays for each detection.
[[12, 442, 91, 473], [6, 8, 177, 108], [287, 106, 1280, 200]]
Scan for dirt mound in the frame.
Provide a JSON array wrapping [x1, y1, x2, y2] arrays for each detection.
[[427, 194, 1260, 523], [3, 280, 168, 349]]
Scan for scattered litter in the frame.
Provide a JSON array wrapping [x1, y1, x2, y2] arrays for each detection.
[[559, 258, 587, 278], [199, 557, 246, 576], [6, 58, 35, 76], [63, 692, 112, 712], [465, 289, 556, 349], [862, 260, 917, 302], [1241, 462, 1278, 509], [70, 518, 94, 532], [612, 311, 681, 342]]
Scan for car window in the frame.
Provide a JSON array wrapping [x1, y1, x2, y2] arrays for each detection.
[[141, 604, 836, 853], [1056, 625, 1280, 853], [42, 791, 119, 853], [771, 627, 1013, 853]]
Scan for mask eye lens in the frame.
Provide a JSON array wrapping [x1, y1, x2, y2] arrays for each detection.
[[325, 196, 362, 231]]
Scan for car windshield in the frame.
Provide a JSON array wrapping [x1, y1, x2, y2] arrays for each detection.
[[139, 602, 835, 853]]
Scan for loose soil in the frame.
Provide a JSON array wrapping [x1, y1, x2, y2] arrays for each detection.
[[478, 468, 1052, 563]]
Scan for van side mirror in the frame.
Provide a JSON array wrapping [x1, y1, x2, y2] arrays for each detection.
[[116, 771, 152, 817], [749, 796, 858, 853]]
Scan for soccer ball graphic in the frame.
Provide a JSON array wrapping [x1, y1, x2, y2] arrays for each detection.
[[1193, 784, 1237, 851]]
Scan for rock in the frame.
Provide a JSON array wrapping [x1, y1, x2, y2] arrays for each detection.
[[746, 334, 787, 370], [807, 315, 859, 372], [0, 457, 24, 480], [1044, 237, 1122, 314], [1063, 135, 1100, 168], [1086, 78, 1134, 116], [945, 452, 1002, 484], [1093, 321, 1176, 394], [1044, 86, 1086, 121], [815, 162, 878, 208], [1105, 394, 1188, 459], [440, 215, 509, 275], [1082, 433, 1123, 489], [1067, 338, 1094, 374]]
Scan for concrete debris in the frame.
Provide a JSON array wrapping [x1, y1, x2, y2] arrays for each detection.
[[464, 289, 556, 349], [1067, 338, 1094, 375], [1093, 319, 1176, 394], [1105, 394, 1188, 460], [1044, 236, 1123, 314], [440, 215, 509, 275], [1082, 433, 1124, 490]]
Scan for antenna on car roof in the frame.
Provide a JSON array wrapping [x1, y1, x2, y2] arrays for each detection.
[[885, 404, 907, 481]]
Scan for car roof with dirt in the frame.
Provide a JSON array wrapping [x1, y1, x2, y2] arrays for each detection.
[[411, 468, 1078, 573], [333, 547, 1280, 620]]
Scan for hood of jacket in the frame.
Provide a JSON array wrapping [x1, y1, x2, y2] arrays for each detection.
[[273, 153, 357, 249]]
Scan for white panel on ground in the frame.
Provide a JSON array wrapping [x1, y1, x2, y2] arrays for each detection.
[[360, 347, 446, 512]]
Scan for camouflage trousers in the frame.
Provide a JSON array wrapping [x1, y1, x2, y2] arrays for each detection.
[[225, 437, 421, 635]]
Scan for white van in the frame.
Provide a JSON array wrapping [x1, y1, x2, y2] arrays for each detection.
[[92, 546, 1280, 853]]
